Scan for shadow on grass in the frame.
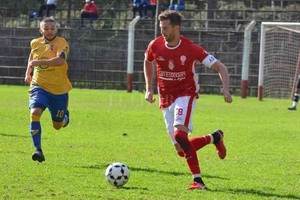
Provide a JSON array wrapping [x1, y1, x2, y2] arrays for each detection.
[[81, 163, 227, 180], [210, 188, 300, 200], [0, 132, 28, 138], [112, 186, 149, 191]]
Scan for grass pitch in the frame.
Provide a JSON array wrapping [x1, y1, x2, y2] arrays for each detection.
[[0, 85, 299, 200]]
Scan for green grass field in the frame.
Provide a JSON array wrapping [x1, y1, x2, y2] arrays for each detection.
[[1, 85, 300, 200]]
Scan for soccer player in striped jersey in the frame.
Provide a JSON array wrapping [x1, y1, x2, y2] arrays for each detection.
[[24, 17, 72, 163], [143, 10, 233, 190]]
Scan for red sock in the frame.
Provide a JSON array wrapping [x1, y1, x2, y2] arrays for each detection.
[[174, 130, 200, 174], [190, 134, 212, 151]]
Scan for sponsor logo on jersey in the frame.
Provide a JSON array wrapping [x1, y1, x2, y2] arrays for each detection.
[[157, 56, 165, 61], [159, 71, 186, 81]]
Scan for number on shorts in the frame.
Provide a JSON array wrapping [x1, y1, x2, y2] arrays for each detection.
[[176, 108, 183, 115], [56, 110, 65, 118]]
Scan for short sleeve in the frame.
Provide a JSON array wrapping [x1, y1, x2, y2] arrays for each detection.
[[144, 39, 155, 62], [57, 38, 69, 59]]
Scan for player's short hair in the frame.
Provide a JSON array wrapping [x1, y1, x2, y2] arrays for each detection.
[[158, 10, 182, 26], [40, 17, 57, 26]]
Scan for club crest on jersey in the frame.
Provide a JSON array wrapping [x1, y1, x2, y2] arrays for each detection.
[[50, 44, 54, 51], [180, 55, 186, 65], [168, 59, 175, 70]]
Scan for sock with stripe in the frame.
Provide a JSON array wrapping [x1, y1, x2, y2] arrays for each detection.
[[30, 115, 42, 150]]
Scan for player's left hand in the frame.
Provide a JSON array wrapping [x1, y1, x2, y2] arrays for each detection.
[[145, 90, 156, 103], [24, 74, 32, 84]]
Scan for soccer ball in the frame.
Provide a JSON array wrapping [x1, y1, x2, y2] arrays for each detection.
[[105, 162, 130, 187]]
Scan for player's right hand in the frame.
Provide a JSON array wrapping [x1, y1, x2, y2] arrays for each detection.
[[145, 90, 156, 103], [24, 75, 31, 84]]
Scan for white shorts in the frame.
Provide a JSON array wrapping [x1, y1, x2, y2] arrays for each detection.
[[162, 96, 196, 144]]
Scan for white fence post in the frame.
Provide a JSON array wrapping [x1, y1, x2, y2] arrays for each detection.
[[127, 16, 140, 92], [241, 20, 256, 98]]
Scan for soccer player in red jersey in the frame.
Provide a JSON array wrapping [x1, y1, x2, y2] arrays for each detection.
[[143, 10, 233, 190]]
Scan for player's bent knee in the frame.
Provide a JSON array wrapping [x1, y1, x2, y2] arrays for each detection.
[[30, 107, 43, 116], [52, 121, 63, 130]]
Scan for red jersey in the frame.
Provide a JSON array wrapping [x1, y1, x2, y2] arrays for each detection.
[[145, 35, 216, 109], [83, 2, 98, 14], [149, 0, 157, 5]]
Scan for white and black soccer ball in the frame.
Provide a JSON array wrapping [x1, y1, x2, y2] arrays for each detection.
[[105, 162, 130, 187]]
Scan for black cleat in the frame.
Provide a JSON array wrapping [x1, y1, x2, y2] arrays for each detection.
[[212, 130, 226, 159], [32, 149, 45, 163], [288, 106, 296, 111]]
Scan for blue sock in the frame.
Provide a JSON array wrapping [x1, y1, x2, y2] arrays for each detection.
[[30, 117, 42, 150]]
